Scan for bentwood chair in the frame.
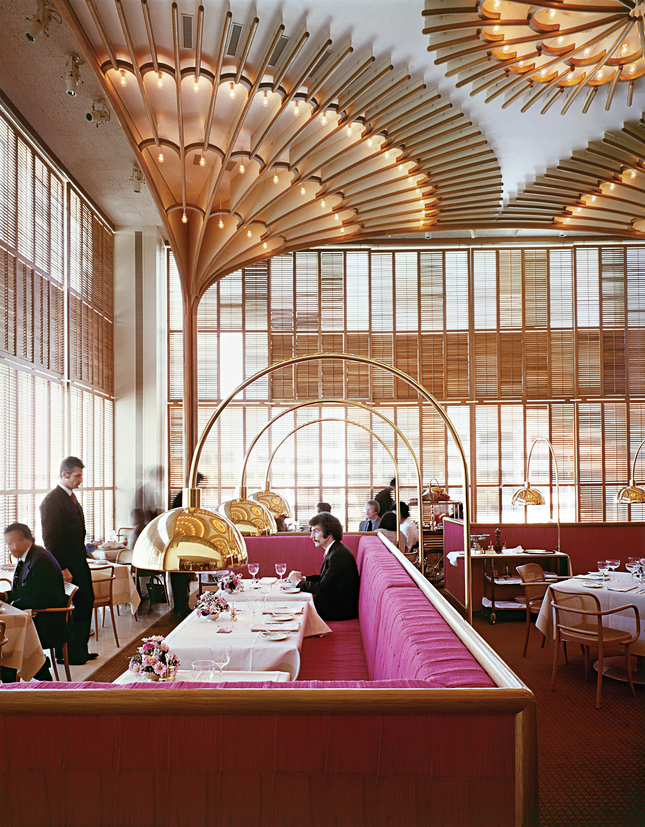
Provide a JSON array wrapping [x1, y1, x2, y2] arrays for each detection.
[[0, 619, 8, 662], [31, 582, 78, 681], [515, 563, 571, 657], [550, 587, 641, 709], [91, 565, 120, 647]]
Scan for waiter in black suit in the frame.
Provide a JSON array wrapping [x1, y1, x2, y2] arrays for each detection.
[[0, 523, 69, 681], [40, 456, 97, 665], [288, 512, 360, 621]]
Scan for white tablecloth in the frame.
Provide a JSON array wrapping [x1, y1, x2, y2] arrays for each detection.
[[0, 602, 46, 680], [535, 572, 645, 655], [89, 562, 140, 614], [164, 592, 324, 680], [112, 669, 292, 684]]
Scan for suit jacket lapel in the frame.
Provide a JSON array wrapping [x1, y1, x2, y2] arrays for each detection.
[[13, 546, 34, 596]]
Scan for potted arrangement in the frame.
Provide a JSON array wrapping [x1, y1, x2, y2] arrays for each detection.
[[128, 635, 179, 681], [195, 591, 230, 619]]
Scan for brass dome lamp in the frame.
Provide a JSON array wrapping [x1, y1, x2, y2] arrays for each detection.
[[217, 496, 277, 537], [511, 437, 561, 552], [132, 486, 248, 573], [615, 439, 645, 504]]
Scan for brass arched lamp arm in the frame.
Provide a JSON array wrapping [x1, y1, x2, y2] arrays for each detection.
[[237, 397, 423, 533], [262, 417, 402, 547], [513, 437, 561, 553], [187, 353, 472, 624], [629, 439, 645, 487]]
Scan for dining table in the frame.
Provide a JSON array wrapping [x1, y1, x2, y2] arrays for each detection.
[[535, 570, 645, 683], [0, 601, 46, 680], [158, 583, 331, 680], [113, 669, 293, 684]]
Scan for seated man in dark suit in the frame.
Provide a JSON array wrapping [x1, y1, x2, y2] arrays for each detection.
[[0, 522, 69, 682], [358, 500, 380, 532], [288, 513, 360, 621]]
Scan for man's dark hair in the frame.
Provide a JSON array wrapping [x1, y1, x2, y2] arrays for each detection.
[[309, 512, 343, 542], [60, 456, 84, 477], [316, 502, 332, 513], [389, 478, 396, 487], [4, 523, 33, 540], [399, 501, 410, 519], [366, 499, 380, 515], [380, 511, 397, 531]]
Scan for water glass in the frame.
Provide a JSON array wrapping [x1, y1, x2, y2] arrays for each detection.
[[597, 560, 609, 580], [275, 562, 286, 583], [191, 659, 215, 681], [626, 558, 638, 583]]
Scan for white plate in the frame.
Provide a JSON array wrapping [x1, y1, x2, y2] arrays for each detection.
[[581, 582, 603, 589], [262, 631, 289, 641], [585, 573, 604, 578], [270, 614, 294, 622], [281, 586, 300, 594]]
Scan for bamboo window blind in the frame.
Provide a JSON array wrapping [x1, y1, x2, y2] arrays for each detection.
[[168, 246, 645, 529], [0, 109, 114, 561]]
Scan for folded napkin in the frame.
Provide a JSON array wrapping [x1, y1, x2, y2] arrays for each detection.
[[607, 585, 637, 592], [262, 607, 303, 615], [251, 624, 300, 633], [502, 545, 524, 554], [260, 576, 277, 585]]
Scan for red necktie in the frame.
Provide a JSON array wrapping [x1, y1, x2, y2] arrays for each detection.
[[71, 492, 78, 505]]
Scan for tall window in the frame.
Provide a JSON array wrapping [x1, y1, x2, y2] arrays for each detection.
[[168, 247, 645, 528], [0, 108, 114, 561]]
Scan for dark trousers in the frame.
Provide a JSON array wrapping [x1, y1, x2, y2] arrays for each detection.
[[170, 572, 190, 615], [1, 657, 53, 683]]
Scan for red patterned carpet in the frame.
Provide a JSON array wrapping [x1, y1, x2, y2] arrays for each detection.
[[473, 612, 645, 827]]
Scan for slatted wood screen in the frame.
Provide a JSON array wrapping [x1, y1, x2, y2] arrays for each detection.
[[0, 109, 114, 562], [168, 245, 645, 529]]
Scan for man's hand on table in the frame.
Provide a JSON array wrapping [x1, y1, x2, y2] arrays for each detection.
[[288, 570, 303, 586], [62, 568, 73, 583]]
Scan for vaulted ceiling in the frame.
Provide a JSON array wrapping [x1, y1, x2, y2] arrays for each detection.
[[1, 0, 644, 286]]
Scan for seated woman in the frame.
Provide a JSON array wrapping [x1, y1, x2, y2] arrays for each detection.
[[399, 501, 419, 555], [376, 511, 399, 546]]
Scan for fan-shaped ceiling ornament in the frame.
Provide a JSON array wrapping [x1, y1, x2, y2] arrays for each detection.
[[423, 0, 645, 115], [502, 112, 645, 235], [55, 0, 502, 296]]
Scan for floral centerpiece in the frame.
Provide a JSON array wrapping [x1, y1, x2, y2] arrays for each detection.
[[128, 635, 179, 681], [195, 591, 230, 619], [219, 571, 244, 594]]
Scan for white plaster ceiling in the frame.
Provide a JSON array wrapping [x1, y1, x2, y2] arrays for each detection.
[[0, 0, 638, 234]]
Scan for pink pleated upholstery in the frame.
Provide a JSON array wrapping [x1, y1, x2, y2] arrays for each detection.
[[372, 589, 495, 686], [0, 679, 433, 690]]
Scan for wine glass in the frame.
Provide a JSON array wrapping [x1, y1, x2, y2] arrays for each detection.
[[247, 562, 259, 588], [275, 563, 286, 584], [210, 642, 232, 678], [626, 557, 639, 583], [606, 558, 620, 583], [597, 560, 609, 580]]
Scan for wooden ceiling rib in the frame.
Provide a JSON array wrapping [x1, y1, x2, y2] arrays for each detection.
[[501, 113, 645, 236], [53, 0, 502, 299], [423, 0, 645, 116]]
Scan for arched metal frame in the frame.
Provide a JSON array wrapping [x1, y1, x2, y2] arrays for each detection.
[[186, 353, 473, 623], [261, 416, 402, 545], [237, 397, 424, 546]]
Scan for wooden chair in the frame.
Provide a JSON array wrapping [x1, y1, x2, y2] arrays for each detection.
[[550, 587, 641, 709], [91, 565, 120, 647], [0, 619, 8, 663], [30, 583, 78, 681], [515, 563, 571, 657]]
